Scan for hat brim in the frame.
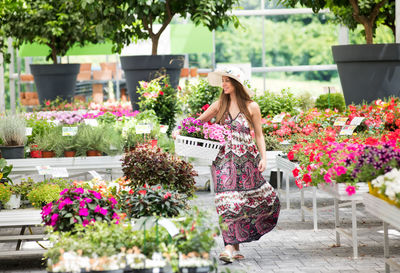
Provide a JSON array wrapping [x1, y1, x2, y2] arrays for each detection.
[[208, 71, 254, 97]]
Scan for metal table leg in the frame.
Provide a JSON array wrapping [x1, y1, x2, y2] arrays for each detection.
[[351, 201, 358, 259], [335, 198, 341, 246], [384, 222, 390, 273], [313, 186, 318, 231], [301, 187, 305, 222], [285, 170, 290, 209]]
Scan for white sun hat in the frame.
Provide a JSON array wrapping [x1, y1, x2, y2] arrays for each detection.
[[207, 66, 254, 96]]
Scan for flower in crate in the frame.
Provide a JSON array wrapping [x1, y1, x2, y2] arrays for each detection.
[[119, 184, 187, 218], [178, 117, 232, 144], [371, 168, 400, 207], [41, 187, 120, 232]]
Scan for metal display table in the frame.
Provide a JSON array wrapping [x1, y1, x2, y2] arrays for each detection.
[[318, 182, 369, 259], [275, 155, 298, 209], [364, 193, 400, 272], [7, 155, 124, 181], [0, 209, 45, 258]]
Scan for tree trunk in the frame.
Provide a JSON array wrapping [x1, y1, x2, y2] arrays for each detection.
[[151, 35, 160, 55], [364, 22, 374, 44], [51, 49, 58, 64]]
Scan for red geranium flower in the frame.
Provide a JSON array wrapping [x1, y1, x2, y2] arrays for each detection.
[[292, 168, 300, 177], [138, 190, 147, 196]]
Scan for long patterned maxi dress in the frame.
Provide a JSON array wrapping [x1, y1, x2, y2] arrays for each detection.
[[212, 112, 280, 245]]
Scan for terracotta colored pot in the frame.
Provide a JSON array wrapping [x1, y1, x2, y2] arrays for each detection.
[[42, 151, 55, 158], [86, 150, 101, 156], [30, 150, 42, 158], [64, 151, 76, 157]]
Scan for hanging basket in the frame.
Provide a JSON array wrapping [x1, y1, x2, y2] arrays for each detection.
[[175, 135, 222, 161]]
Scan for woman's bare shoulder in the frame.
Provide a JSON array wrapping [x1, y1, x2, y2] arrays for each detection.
[[247, 101, 260, 113]]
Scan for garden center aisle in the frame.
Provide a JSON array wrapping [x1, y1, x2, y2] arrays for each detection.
[[1, 188, 399, 273]]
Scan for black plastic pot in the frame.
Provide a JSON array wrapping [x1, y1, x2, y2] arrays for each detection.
[[0, 145, 24, 159], [30, 64, 80, 104], [120, 55, 185, 110], [332, 43, 400, 105], [91, 270, 124, 273], [124, 268, 164, 273]]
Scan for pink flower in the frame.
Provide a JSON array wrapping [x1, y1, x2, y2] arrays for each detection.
[[346, 185, 356, 196], [82, 219, 90, 227], [50, 214, 59, 226], [335, 166, 347, 176], [73, 188, 84, 194], [91, 191, 102, 199], [324, 173, 332, 183], [41, 203, 53, 217], [112, 212, 120, 220], [99, 208, 108, 216], [60, 189, 69, 196], [109, 197, 117, 205], [79, 208, 89, 216], [164, 192, 172, 199]]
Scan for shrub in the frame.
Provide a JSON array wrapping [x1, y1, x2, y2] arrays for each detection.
[[41, 187, 120, 232], [315, 93, 346, 112], [186, 79, 221, 116], [297, 92, 315, 111], [253, 89, 299, 117], [27, 184, 62, 208], [122, 144, 197, 197], [120, 184, 187, 218]]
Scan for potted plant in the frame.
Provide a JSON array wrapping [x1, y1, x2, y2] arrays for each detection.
[[0, 115, 27, 159], [59, 135, 78, 157], [75, 125, 109, 156], [0, 0, 121, 104], [0, 183, 12, 210], [279, 0, 399, 105], [0, 158, 13, 184], [88, 0, 240, 110], [33, 126, 63, 158], [27, 183, 62, 209], [4, 182, 23, 209]]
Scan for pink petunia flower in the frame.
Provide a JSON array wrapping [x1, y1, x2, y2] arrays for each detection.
[[345, 185, 356, 196]]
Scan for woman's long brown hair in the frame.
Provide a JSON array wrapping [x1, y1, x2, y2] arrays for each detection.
[[215, 77, 254, 128]]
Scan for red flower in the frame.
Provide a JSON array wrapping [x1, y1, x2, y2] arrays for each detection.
[[159, 91, 164, 95], [45, 100, 51, 106], [129, 189, 134, 194], [165, 84, 169, 87], [138, 190, 147, 196], [302, 173, 312, 183], [292, 168, 300, 177], [287, 151, 294, 161], [163, 192, 172, 199], [201, 104, 210, 111]]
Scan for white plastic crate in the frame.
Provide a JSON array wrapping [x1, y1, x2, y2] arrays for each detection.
[[175, 135, 222, 161]]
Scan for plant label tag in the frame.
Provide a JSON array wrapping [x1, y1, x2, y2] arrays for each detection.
[[160, 125, 168, 134], [136, 124, 152, 134], [51, 168, 69, 178], [333, 117, 348, 126], [88, 170, 102, 180], [340, 125, 357, 135], [271, 113, 285, 123], [350, 117, 365, 126], [36, 165, 52, 175], [280, 140, 291, 145], [25, 127, 33, 136], [62, 127, 78, 136], [159, 218, 179, 237], [84, 119, 99, 127]]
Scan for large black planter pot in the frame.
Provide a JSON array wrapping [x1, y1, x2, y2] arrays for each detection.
[[120, 55, 185, 111], [332, 43, 400, 105], [0, 145, 24, 159], [179, 266, 211, 273], [30, 64, 80, 104]]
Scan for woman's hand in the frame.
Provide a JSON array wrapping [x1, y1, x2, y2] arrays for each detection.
[[258, 159, 266, 172]]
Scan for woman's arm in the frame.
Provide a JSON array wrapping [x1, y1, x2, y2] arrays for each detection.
[[249, 101, 267, 172], [197, 100, 220, 123]]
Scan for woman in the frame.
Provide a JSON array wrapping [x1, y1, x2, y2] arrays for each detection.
[[197, 67, 280, 263]]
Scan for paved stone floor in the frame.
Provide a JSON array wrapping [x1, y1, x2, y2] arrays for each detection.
[[1, 183, 400, 273]]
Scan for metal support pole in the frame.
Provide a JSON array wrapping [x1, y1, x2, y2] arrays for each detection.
[[338, 25, 349, 45], [300, 188, 305, 221], [17, 50, 21, 100], [0, 53, 5, 112], [384, 221, 390, 273], [334, 198, 341, 246], [396, 0, 400, 43], [212, 30, 216, 69], [285, 170, 290, 209], [261, 0, 266, 92], [8, 37, 16, 114]]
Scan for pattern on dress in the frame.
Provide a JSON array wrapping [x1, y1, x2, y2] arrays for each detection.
[[212, 112, 280, 245]]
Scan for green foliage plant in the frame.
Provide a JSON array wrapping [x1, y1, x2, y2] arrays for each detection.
[[0, 114, 26, 146], [280, 0, 394, 44], [186, 79, 221, 116], [122, 144, 197, 197], [264, 134, 282, 151], [120, 184, 187, 219], [26, 117, 56, 148], [0, 0, 126, 63], [33, 126, 63, 153], [315, 93, 346, 112], [253, 89, 300, 117], [27, 183, 62, 208], [74, 125, 110, 156], [0, 158, 13, 184], [137, 77, 179, 135]]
